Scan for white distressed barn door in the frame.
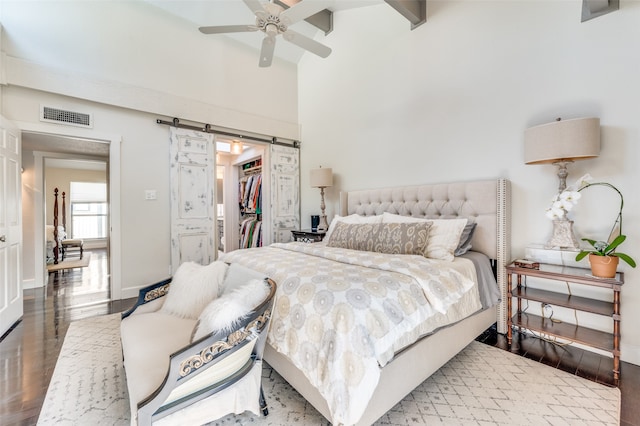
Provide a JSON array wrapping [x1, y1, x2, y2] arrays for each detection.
[[169, 128, 215, 274], [269, 144, 300, 243], [0, 116, 23, 336]]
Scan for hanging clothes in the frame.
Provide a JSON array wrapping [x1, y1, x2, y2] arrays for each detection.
[[239, 217, 262, 248], [239, 173, 262, 215]]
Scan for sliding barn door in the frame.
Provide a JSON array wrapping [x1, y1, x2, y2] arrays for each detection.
[[169, 128, 216, 274], [0, 116, 22, 337], [269, 144, 300, 243]]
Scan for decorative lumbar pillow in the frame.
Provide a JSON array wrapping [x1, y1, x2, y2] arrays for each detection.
[[160, 261, 228, 320], [381, 212, 468, 261], [324, 214, 383, 241], [326, 221, 431, 256], [455, 221, 477, 256], [191, 278, 270, 342]]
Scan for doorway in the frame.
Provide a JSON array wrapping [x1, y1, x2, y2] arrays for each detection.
[[214, 137, 265, 254], [21, 131, 115, 304], [44, 157, 110, 303]]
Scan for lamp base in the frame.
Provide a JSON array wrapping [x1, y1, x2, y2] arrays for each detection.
[[545, 219, 580, 250], [317, 214, 329, 232]]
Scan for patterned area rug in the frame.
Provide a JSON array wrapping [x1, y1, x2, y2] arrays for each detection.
[[46, 253, 91, 273], [38, 314, 620, 425]]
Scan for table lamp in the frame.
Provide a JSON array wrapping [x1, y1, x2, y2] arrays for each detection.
[[524, 117, 600, 249], [310, 166, 333, 232]]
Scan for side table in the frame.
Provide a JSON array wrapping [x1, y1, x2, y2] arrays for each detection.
[[506, 261, 623, 383], [291, 229, 326, 243]]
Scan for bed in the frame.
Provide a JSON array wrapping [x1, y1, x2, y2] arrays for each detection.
[[220, 178, 511, 425], [47, 187, 84, 265]]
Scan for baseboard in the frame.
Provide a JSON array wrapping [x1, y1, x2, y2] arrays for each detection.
[[120, 287, 141, 299], [22, 278, 44, 289], [622, 342, 640, 367]]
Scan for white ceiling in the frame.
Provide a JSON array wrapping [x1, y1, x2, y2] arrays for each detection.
[[22, 132, 109, 156], [144, 0, 379, 65]]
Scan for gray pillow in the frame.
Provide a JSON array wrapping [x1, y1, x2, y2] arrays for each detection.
[[455, 222, 477, 256], [326, 221, 432, 256]]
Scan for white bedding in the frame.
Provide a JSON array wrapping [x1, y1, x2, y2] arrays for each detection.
[[221, 242, 482, 425]]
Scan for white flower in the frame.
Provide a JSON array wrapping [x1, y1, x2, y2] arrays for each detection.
[[569, 174, 594, 191], [559, 190, 581, 204], [545, 183, 585, 220], [546, 201, 566, 220], [545, 173, 601, 220]]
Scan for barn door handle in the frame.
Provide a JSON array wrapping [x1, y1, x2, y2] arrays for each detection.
[[0, 235, 5, 242]]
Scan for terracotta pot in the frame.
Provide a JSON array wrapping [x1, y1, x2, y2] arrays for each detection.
[[589, 254, 619, 278]]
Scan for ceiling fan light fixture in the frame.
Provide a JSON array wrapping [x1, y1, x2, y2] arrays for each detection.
[[199, 0, 333, 67]]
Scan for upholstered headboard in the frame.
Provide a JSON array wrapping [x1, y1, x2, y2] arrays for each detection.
[[340, 179, 512, 333]]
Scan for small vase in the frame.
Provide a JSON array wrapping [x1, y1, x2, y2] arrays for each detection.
[[589, 254, 619, 278]]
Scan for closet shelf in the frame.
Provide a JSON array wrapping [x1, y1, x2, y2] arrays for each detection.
[[242, 166, 262, 175]]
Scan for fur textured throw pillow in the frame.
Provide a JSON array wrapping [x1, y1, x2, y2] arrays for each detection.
[[191, 278, 270, 342], [160, 261, 228, 320]]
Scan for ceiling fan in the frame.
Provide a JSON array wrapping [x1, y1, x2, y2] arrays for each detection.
[[199, 0, 332, 67]]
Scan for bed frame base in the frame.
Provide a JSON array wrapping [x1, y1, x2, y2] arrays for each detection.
[[264, 306, 497, 425]]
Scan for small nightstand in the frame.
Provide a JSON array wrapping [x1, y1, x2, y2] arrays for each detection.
[[506, 261, 623, 383], [291, 229, 326, 243]]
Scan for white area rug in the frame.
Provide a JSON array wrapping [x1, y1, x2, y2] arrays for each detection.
[[38, 314, 620, 425], [46, 253, 91, 273]]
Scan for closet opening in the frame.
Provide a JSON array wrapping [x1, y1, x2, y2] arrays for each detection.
[[215, 137, 265, 253]]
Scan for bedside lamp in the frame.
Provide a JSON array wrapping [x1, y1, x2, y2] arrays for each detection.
[[524, 117, 600, 249], [310, 167, 333, 232]]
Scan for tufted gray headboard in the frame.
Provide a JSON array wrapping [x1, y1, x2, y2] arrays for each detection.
[[339, 179, 512, 333]]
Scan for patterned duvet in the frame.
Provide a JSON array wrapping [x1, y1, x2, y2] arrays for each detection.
[[221, 242, 482, 425]]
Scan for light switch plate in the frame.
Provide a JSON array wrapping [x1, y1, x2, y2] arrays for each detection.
[[145, 190, 157, 200]]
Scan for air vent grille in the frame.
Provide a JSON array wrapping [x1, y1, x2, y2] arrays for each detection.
[[40, 106, 93, 128]]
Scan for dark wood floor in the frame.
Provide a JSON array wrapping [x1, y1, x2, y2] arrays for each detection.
[[1, 250, 639, 425], [0, 249, 132, 426]]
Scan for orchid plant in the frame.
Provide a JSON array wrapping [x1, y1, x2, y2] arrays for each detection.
[[550, 174, 637, 268], [545, 174, 591, 220]]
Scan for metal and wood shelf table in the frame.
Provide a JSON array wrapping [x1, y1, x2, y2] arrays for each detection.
[[506, 261, 623, 383]]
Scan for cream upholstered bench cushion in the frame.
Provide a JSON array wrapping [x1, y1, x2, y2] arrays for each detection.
[[121, 312, 196, 415]]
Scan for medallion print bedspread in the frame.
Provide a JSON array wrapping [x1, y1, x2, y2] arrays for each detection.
[[221, 243, 480, 425]]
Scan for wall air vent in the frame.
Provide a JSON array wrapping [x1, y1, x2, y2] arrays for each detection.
[[40, 105, 93, 128]]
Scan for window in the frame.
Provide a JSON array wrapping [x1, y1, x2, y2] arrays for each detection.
[[70, 182, 107, 239]]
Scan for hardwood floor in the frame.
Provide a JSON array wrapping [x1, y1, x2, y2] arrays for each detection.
[[0, 249, 133, 426], [1, 252, 639, 425]]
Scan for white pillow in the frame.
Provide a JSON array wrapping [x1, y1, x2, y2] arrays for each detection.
[[160, 261, 228, 319], [382, 212, 468, 261], [191, 278, 270, 342], [325, 214, 383, 241]]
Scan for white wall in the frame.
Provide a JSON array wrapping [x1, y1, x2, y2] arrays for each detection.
[[0, 0, 299, 130], [1, 1, 300, 297], [298, 1, 640, 364]]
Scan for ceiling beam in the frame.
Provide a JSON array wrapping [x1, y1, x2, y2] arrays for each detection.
[[384, 0, 426, 30], [274, 0, 333, 35], [581, 0, 619, 22]]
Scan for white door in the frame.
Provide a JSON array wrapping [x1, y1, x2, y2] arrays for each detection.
[[269, 144, 300, 243], [169, 127, 215, 274], [0, 116, 22, 336]]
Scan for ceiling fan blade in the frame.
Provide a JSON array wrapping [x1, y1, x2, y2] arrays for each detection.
[[259, 36, 276, 67], [283, 29, 331, 58], [199, 25, 258, 34], [280, 0, 333, 26], [242, 0, 265, 15]]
